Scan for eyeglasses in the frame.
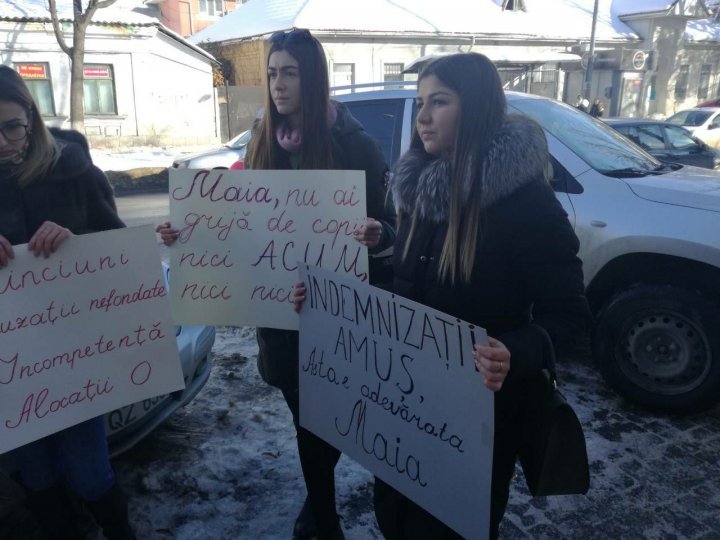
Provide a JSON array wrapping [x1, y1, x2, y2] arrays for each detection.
[[268, 29, 313, 45], [0, 123, 28, 142]]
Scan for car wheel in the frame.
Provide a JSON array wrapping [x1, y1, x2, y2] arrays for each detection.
[[593, 285, 720, 413]]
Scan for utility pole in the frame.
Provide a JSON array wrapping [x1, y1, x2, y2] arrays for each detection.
[[583, 0, 600, 99]]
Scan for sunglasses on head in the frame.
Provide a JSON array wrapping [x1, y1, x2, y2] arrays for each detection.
[[269, 28, 313, 45]]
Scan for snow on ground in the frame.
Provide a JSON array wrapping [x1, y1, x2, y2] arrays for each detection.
[[90, 149, 177, 172], [114, 326, 380, 540]]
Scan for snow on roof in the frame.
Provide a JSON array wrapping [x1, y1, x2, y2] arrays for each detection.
[[686, 18, 720, 41], [0, 0, 158, 26], [189, 0, 640, 45], [0, 0, 217, 62]]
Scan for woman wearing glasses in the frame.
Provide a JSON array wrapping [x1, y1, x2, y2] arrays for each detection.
[[0, 65, 134, 540]]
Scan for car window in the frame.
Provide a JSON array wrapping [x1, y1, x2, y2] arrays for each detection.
[[615, 126, 646, 148], [634, 125, 665, 151], [665, 125, 699, 150], [228, 130, 251, 149], [508, 97, 660, 173], [711, 115, 720, 129], [343, 99, 405, 165], [548, 155, 583, 194], [668, 110, 713, 126]]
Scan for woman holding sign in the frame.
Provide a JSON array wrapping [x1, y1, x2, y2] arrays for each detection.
[[158, 29, 394, 540], [378, 53, 590, 539], [0, 66, 135, 540], [295, 53, 591, 539]]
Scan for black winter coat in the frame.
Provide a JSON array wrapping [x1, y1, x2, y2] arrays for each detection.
[[375, 115, 592, 539], [256, 101, 395, 391], [390, 115, 590, 380], [0, 129, 125, 244]]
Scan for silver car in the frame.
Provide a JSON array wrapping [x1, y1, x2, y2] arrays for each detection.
[[104, 263, 215, 456], [172, 130, 251, 170], [336, 88, 720, 413]]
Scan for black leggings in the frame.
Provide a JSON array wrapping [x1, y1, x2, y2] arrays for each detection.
[[282, 387, 342, 537]]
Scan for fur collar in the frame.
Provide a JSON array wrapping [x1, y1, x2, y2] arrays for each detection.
[[391, 115, 549, 222]]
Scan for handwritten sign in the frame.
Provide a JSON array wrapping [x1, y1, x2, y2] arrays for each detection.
[[169, 169, 368, 330], [298, 265, 494, 539], [0, 226, 184, 454]]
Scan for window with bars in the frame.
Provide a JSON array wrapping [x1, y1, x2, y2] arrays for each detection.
[[332, 63, 355, 89], [697, 64, 712, 100], [383, 63, 404, 82], [531, 67, 557, 84], [501, 0, 526, 11], [15, 63, 55, 116], [675, 65, 689, 100]]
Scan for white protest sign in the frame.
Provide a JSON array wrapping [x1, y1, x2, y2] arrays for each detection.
[[169, 169, 369, 330], [0, 226, 184, 454], [298, 265, 494, 540]]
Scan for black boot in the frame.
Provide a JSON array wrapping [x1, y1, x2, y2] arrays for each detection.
[[24, 484, 82, 540], [293, 496, 318, 540], [85, 483, 136, 540]]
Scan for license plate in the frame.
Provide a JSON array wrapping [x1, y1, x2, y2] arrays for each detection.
[[104, 394, 170, 436]]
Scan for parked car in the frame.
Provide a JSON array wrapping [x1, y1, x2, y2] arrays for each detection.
[[604, 118, 720, 169], [172, 129, 251, 170], [666, 107, 720, 147], [333, 87, 720, 413], [104, 263, 215, 456]]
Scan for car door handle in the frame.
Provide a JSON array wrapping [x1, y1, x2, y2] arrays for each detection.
[[591, 220, 607, 228]]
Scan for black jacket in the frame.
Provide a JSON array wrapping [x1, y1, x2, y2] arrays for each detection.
[[374, 115, 592, 540], [0, 128, 124, 244], [256, 102, 395, 390], [390, 116, 591, 381]]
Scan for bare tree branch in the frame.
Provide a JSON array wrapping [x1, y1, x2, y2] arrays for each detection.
[[96, 0, 118, 8], [47, 0, 72, 56]]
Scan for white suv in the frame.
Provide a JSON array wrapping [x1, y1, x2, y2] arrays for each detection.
[[336, 88, 720, 413]]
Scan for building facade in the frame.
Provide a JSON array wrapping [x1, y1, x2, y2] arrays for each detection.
[[1, 0, 219, 147], [190, 0, 720, 120], [144, 0, 246, 38]]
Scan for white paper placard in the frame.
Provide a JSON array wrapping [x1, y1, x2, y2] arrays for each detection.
[[0, 226, 183, 453], [169, 169, 369, 330], [298, 264, 494, 540]]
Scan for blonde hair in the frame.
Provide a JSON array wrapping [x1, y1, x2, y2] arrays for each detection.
[[0, 66, 59, 186]]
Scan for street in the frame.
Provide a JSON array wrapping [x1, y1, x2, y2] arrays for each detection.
[[1, 195, 719, 539], [116, 193, 169, 229], [116, 195, 720, 540], [109, 195, 720, 539]]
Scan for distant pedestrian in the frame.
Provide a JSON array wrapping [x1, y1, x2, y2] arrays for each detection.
[[575, 94, 590, 113], [590, 98, 605, 118]]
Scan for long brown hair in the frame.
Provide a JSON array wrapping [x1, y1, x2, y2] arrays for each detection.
[[0, 66, 59, 186], [246, 29, 333, 170], [403, 53, 506, 285]]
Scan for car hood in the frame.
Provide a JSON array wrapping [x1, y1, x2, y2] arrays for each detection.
[[624, 166, 720, 213], [174, 146, 231, 163]]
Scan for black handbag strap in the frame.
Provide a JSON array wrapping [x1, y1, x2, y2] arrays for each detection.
[[531, 323, 558, 382]]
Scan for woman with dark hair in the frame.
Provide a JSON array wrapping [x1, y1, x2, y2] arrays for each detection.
[[295, 53, 590, 538], [158, 29, 394, 540], [0, 65, 135, 540]]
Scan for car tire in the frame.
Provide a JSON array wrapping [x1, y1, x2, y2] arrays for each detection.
[[593, 285, 720, 413]]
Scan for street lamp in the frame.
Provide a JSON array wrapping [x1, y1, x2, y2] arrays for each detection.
[[583, 0, 600, 99]]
